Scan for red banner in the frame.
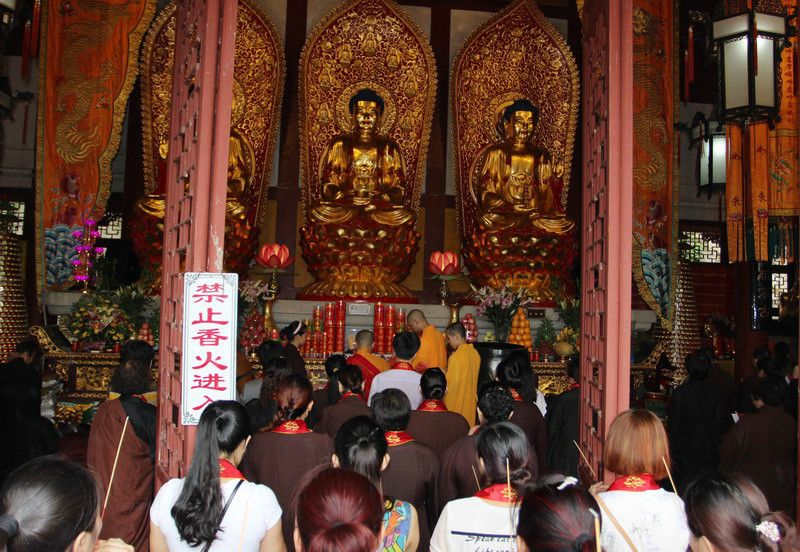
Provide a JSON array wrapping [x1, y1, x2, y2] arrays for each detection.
[[35, 0, 156, 288]]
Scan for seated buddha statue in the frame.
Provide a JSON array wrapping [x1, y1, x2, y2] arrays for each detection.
[[136, 131, 251, 221], [309, 88, 413, 227], [478, 99, 574, 235]]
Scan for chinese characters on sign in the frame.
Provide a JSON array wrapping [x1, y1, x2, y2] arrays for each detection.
[[181, 273, 238, 425]]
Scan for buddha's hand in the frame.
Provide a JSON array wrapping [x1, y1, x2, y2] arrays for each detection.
[[321, 183, 345, 201]]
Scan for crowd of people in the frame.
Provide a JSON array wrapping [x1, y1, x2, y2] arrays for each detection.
[[0, 313, 798, 551]]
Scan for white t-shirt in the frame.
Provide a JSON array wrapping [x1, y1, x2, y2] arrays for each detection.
[[150, 478, 282, 551], [430, 496, 519, 552], [598, 488, 690, 552], [368, 369, 423, 409]]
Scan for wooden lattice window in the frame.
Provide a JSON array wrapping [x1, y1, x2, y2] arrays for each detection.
[[679, 229, 723, 264]]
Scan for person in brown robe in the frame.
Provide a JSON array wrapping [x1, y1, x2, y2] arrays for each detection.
[[280, 321, 308, 378], [240, 375, 333, 551], [87, 358, 156, 552], [317, 364, 372, 438], [372, 388, 439, 550], [720, 376, 797, 516], [496, 351, 548, 473], [438, 382, 539, 511], [406, 368, 469, 459], [306, 354, 346, 429]]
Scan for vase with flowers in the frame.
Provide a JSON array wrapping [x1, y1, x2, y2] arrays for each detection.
[[473, 285, 531, 342]]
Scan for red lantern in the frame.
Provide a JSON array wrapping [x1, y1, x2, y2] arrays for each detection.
[[428, 251, 460, 276], [256, 243, 293, 269]]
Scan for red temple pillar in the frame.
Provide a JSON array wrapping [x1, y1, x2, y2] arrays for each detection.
[[579, 0, 634, 480], [155, 0, 239, 485]]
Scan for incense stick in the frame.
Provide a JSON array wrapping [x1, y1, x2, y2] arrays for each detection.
[[471, 465, 481, 492], [662, 456, 678, 496], [573, 439, 598, 479], [589, 508, 601, 552], [102, 416, 129, 517]]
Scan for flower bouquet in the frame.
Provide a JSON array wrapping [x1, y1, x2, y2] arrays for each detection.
[[63, 294, 135, 351], [473, 286, 531, 342]]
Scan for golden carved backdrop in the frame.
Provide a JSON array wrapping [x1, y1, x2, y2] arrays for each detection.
[[451, 0, 579, 302], [299, 0, 436, 215], [139, 0, 285, 227]]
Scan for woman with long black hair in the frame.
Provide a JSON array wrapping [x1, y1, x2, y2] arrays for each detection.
[[149, 401, 285, 551], [244, 356, 292, 432], [431, 421, 532, 551], [280, 321, 308, 378], [317, 364, 372, 438]]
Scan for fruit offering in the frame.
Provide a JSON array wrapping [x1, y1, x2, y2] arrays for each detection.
[[508, 308, 532, 351], [137, 323, 155, 346], [461, 313, 479, 343]]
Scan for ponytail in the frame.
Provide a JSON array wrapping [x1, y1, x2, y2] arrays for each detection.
[[324, 355, 347, 406], [263, 375, 313, 432], [420, 368, 447, 400], [475, 421, 534, 492], [171, 401, 251, 547]]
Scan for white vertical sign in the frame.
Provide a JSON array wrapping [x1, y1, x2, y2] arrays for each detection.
[[181, 272, 238, 425]]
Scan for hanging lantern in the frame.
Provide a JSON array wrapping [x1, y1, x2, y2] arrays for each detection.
[[690, 111, 727, 198], [712, 0, 792, 125]]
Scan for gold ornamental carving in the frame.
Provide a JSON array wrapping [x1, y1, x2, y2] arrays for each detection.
[[452, 0, 580, 304], [138, 0, 284, 227], [298, 0, 436, 300]]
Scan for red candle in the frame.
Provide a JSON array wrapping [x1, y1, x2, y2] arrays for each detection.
[[397, 308, 406, 332]]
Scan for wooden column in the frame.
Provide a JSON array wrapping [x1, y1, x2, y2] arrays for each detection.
[[155, 0, 238, 485], [579, 0, 634, 480]]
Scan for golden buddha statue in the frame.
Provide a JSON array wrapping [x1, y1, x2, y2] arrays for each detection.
[[309, 88, 413, 227], [478, 99, 574, 235], [136, 131, 251, 221]]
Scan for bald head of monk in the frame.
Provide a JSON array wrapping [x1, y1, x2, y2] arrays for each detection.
[[355, 329, 375, 352], [407, 309, 429, 334]]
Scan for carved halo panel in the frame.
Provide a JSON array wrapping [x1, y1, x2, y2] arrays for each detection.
[[139, 0, 285, 225], [451, 0, 580, 237], [299, 0, 437, 216]]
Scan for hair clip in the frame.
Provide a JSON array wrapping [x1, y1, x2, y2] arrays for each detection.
[[557, 476, 579, 490], [756, 520, 782, 543]]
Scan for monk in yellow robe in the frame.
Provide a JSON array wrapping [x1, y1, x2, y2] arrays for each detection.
[[443, 322, 481, 426], [408, 309, 447, 373]]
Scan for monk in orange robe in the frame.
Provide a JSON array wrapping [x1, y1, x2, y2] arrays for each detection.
[[347, 329, 390, 397], [408, 309, 447, 373], [443, 322, 481, 426]]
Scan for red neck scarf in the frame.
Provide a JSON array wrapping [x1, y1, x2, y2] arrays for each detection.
[[475, 483, 518, 503], [567, 382, 580, 392], [392, 361, 415, 371], [339, 391, 364, 404], [272, 420, 312, 434], [509, 389, 523, 402], [385, 430, 415, 447], [607, 473, 660, 492], [219, 459, 246, 480], [418, 399, 448, 412]]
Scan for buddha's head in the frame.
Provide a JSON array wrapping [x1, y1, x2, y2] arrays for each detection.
[[502, 99, 539, 145], [349, 88, 385, 136]]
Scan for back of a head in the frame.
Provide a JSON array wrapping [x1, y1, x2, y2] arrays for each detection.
[[334, 416, 387, 484], [420, 368, 447, 400], [281, 321, 308, 342], [475, 421, 531, 492], [355, 330, 374, 350], [517, 476, 601, 552], [750, 376, 786, 407], [325, 354, 347, 379], [371, 388, 411, 431], [0, 456, 99, 552], [338, 364, 365, 394], [260, 356, 293, 403], [478, 381, 514, 424], [119, 339, 155, 366], [14, 337, 41, 359], [497, 350, 535, 402], [685, 473, 799, 552], [445, 322, 467, 340], [604, 409, 670, 479], [296, 467, 383, 552], [567, 356, 580, 383], [267, 375, 314, 431], [407, 309, 426, 326], [256, 340, 284, 368], [171, 401, 251, 547], [685, 351, 711, 381], [109, 359, 152, 395], [393, 331, 421, 360]]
